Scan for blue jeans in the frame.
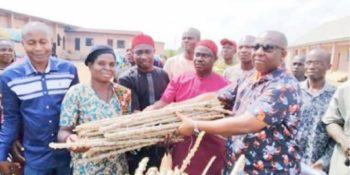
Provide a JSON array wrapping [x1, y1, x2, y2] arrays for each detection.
[[24, 164, 71, 175]]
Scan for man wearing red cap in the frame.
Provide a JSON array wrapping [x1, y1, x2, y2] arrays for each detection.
[[214, 38, 237, 79], [146, 39, 229, 175], [163, 28, 200, 80], [118, 33, 169, 174], [177, 31, 302, 175]]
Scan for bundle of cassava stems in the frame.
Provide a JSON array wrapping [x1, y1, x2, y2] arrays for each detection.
[[49, 94, 232, 164]]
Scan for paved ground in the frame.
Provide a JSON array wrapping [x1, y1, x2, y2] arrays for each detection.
[[72, 60, 90, 84]]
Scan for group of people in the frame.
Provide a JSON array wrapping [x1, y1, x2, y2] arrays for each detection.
[[0, 20, 349, 175]]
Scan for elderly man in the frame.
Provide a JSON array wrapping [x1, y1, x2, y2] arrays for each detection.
[[291, 55, 307, 81], [163, 27, 200, 80], [0, 21, 79, 175], [296, 48, 335, 173], [322, 64, 350, 174], [118, 33, 169, 174], [225, 35, 256, 83], [147, 40, 229, 175], [214, 38, 236, 77], [177, 31, 302, 175]]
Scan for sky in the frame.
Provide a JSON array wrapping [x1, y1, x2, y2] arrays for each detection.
[[1, 0, 350, 50]]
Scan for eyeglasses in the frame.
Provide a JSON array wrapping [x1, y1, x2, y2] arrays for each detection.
[[195, 52, 213, 58], [134, 49, 152, 56], [253, 44, 284, 53]]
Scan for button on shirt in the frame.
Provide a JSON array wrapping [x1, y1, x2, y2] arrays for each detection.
[[223, 68, 302, 175], [296, 81, 336, 171], [0, 57, 79, 169]]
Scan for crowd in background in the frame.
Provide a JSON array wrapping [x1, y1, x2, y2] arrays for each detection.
[[0, 21, 349, 175]]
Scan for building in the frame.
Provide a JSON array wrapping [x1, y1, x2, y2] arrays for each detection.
[[0, 8, 165, 60], [289, 16, 350, 72]]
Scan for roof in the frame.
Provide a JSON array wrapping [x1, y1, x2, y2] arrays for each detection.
[[291, 16, 350, 47], [65, 28, 141, 36], [0, 8, 77, 28]]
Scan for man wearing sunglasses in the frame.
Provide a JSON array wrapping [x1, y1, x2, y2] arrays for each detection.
[[176, 31, 302, 174]]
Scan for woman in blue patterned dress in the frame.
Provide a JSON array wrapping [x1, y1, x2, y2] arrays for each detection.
[[57, 45, 131, 175]]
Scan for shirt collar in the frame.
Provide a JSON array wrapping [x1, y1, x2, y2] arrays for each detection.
[[254, 67, 284, 82], [301, 79, 334, 96], [24, 56, 58, 75]]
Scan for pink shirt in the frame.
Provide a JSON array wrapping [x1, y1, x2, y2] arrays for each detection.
[[161, 71, 229, 175], [163, 53, 195, 80], [161, 71, 229, 103]]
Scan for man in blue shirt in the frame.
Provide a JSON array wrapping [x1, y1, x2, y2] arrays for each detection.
[[0, 21, 79, 175]]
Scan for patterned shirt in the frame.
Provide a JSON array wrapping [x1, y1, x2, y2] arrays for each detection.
[[222, 68, 302, 175], [296, 80, 336, 171], [60, 83, 131, 175]]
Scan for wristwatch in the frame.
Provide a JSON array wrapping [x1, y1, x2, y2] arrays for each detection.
[[193, 121, 200, 136]]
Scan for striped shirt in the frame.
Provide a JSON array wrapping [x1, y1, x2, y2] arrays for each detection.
[[0, 57, 79, 169]]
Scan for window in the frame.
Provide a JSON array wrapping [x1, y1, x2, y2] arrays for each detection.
[[75, 38, 80, 51], [107, 39, 113, 47], [117, 40, 125, 49], [63, 36, 66, 50], [85, 38, 93, 46], [57, 34, 61, 46]]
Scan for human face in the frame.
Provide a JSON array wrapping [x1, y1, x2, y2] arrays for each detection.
[[0, 41, 15, 65], [221, 44, 235, 61], [133, 44, 154, 72], [238, 41, 255, 64], [291, 57, 305, 78], [305, 53, 330, 81], [193, 46, 216, 76], [22, 30, 52, 67], [181, 32, 198, 52], [125, 49, 134, 65], [89, 53, 116, 83], [252, 38, 286, 75]]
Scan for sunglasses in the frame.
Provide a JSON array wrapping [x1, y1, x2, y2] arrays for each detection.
[[195, 52, 213, 58], [253, 44, 284, 53], [134, 49, 152, 56]]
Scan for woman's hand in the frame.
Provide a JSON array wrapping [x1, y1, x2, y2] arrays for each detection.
[[66, 134, 90, 153]]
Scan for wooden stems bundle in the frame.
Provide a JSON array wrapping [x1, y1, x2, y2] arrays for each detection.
[[49, 98, 232, 163]]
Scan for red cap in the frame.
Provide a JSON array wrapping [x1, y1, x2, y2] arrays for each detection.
[[220, 38, 237, 48], [196, 39, 218, 56], [131, 33, 155, 49]]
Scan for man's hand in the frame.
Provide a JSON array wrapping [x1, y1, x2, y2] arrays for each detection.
[[0, 161, 21, 175], [10, 141, 25, 164], [340, 139, 350, 155], [310, 160, 323, 171], [66, 134, 90, 153], [175, 112, 194, 137], [217, 91, 234, 110]]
